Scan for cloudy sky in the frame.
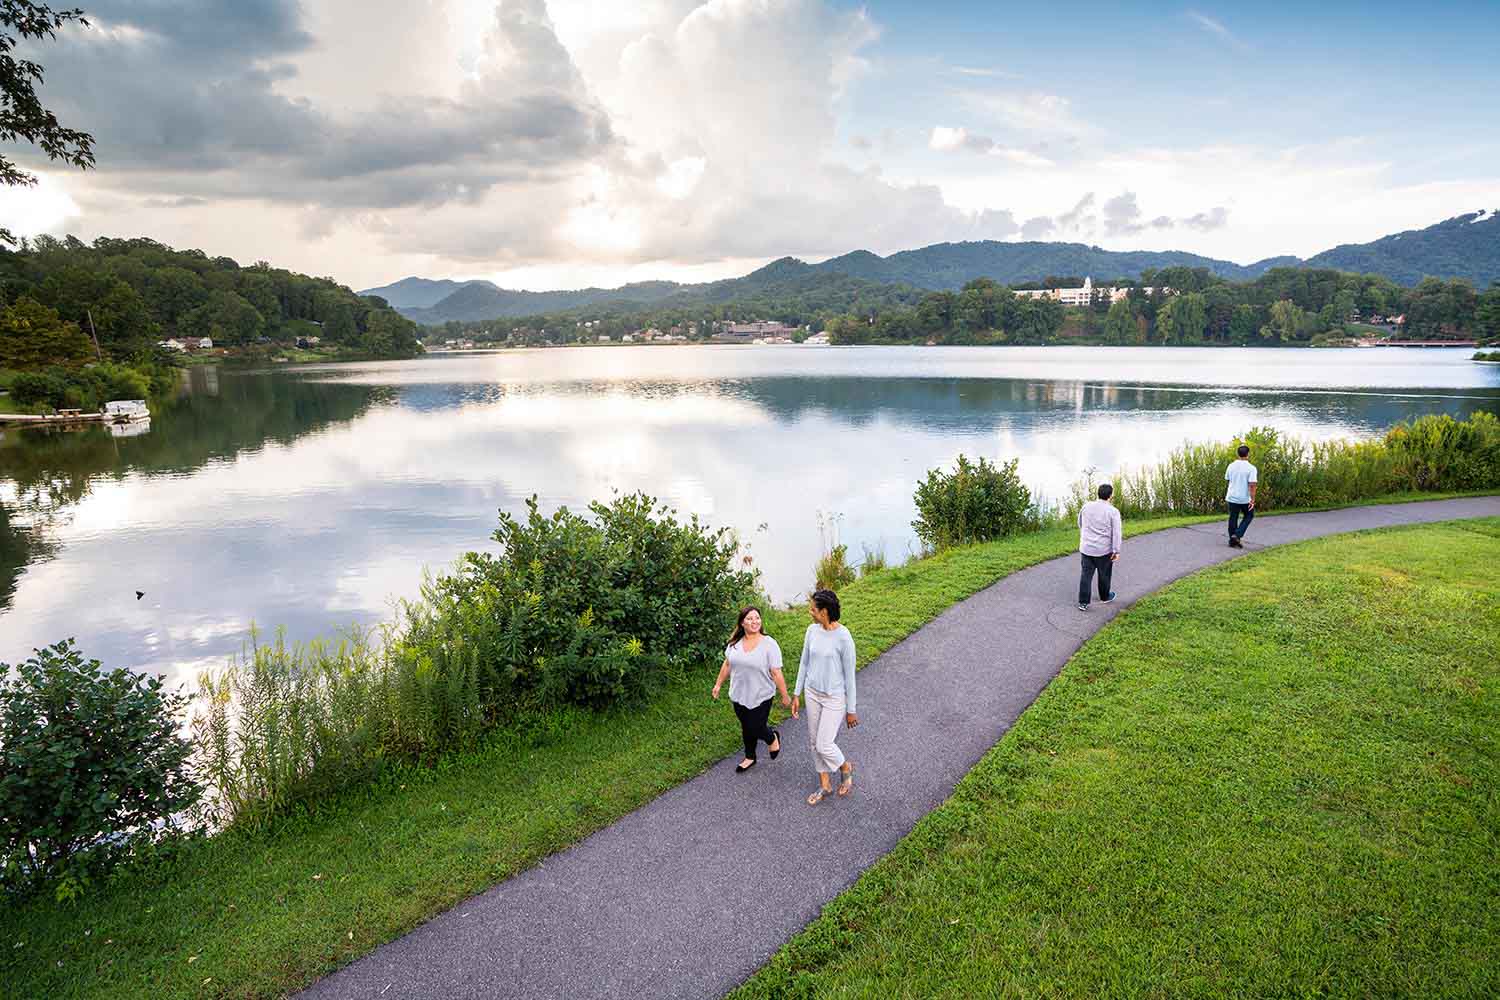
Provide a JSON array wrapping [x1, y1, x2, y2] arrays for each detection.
[[4, 0, 1498, 291]]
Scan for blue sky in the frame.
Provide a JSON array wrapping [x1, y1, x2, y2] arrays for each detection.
[[3, 0, 1496, 289]]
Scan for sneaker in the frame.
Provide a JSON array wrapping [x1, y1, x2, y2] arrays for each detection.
[[1077, 603, 1089, 612], [1102, 592, 1117, 604]]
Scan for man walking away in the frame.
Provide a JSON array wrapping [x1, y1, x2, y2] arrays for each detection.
[[1225, 444, 1258, 547], [1077, 483, 1122, 612]]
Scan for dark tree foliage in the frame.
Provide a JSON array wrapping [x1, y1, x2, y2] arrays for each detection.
[[0, 235, 425, 360], [1, 2, 95, 245]]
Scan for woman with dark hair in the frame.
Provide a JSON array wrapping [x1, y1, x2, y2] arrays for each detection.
[[790, 588, 858, 805], [712, 606, 790, 774]]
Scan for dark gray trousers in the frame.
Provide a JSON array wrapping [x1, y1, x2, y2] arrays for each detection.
[[1078, 552, 1114, 605]]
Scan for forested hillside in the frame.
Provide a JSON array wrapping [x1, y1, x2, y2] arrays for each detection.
[[1, 236, 425, 365], [378, 211, 1500, 327], [1304, 210, 1500, 286], [434, 263, 1500, 350]]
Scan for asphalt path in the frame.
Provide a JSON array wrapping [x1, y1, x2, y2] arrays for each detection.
[[299, 497, 1500, 1000]]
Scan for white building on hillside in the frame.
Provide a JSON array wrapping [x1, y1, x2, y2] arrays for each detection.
[[1013, 276, 1166, 307]]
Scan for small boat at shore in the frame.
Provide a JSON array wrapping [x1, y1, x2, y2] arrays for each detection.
[[105, 399, 151, 423]]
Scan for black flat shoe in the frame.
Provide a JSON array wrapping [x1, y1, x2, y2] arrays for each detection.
[[768, 730, 781, 760], [735, 759, 756, 774]]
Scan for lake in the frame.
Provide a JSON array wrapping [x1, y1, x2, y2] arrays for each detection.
[[3, 345, 1497, 686]]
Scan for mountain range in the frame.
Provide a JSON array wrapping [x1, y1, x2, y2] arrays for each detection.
[[362, 210, 1500, 325]]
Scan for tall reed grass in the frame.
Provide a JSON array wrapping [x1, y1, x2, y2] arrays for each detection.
[[1061, 413, 1498, 520]]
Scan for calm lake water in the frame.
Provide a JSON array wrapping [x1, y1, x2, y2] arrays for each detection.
[[3, 346, 1497, 686]]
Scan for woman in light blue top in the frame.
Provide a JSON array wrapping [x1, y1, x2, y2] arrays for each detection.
[[712, 606, 790, 774], [790, 589, 858, 805]]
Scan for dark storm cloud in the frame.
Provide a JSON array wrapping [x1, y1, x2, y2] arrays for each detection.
[[23, 0, 614, 210]]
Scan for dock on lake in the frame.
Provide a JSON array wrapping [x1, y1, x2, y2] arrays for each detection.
[[0, 399, 151, 427]]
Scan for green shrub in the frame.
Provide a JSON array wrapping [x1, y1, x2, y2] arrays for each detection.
[[912, 455, 1037, 550], [407, 492, 755, 709], [1385, 412, 1500, 491], [815, 543, 857, 591], [0, 640, 201, 897], [8, 369, 71, 408], [4, 362, 165, 410], [192, 493, 755, 827]]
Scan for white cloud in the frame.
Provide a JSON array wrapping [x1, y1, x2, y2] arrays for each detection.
[[930, 126, 1052, 166], [1187, 10, 1249, 50], [950, 65, 1020, 79], [961, 89, 1096, 137]]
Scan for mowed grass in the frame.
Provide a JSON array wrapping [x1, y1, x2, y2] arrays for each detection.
[[734, 519, 1500, 999], [0, 515, 1209, 1000]]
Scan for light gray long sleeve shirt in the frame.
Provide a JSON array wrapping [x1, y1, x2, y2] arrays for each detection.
[[794, 623, 856, 713], [1078, 499, 1123, 557]]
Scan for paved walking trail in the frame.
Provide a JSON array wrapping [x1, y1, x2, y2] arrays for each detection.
[[301, 498, 1500, 1000]]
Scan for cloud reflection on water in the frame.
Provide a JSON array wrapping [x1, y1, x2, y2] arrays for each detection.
[[2, 346, 1497, 687]]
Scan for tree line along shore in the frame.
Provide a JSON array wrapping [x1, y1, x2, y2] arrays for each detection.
[[424, 265, 1500, 350]]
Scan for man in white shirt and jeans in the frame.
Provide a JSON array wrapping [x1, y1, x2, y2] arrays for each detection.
[[1077, 483, 1122, 612], [1225, 444, 1258, 547]]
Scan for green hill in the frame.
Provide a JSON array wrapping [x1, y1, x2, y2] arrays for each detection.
[[1, 236, 424, 360], [1303, 210, 1500, 286], [370, 212, 1500, 327]]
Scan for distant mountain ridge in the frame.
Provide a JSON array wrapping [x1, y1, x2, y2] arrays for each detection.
[[362, 211, 1500, 325], [362, 276, 497, 310], [1300, 209, 1498, 285]]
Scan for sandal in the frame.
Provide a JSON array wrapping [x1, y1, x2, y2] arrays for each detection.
[[807, 786, 830, 806], [837, 764, 854, 797], [768, 730, 781, 760]]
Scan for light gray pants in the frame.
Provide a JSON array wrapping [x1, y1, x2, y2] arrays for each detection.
[[805, 687, 847, 773]]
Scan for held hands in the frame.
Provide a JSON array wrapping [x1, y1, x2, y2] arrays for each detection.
[[781, 693, 793, 710], [790, 696, 800, 719]]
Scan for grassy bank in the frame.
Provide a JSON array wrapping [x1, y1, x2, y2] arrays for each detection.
[[735, 519, 1500, 999], [0, 515, 1206, 999]]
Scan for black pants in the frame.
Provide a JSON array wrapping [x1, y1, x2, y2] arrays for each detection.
[[1228, 502, 1255, 539], [1078, 552, 1114, 606], [732, 697, 775, 760]]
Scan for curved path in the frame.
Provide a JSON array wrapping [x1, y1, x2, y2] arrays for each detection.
[[301, 497, 1500, 1000]]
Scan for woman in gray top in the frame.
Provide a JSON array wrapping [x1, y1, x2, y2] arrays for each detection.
[[790, 589, 858, 805], [712, 606, 790, 774]]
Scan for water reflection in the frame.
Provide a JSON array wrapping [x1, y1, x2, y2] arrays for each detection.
[[1, 347, 1496, 686]]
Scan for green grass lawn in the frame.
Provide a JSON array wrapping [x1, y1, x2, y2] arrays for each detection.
[[0, 516, 1206, 1000], [734, 519, 1500, 999]]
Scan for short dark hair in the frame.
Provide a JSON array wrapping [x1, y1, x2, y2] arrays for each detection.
[[810, 588, 841, 622], [1237, 445, 1250, 458], [1097, 483, 1113, 500]]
